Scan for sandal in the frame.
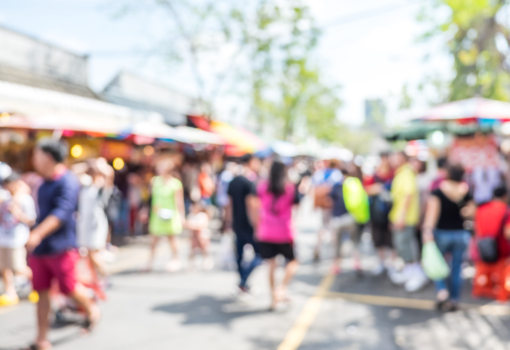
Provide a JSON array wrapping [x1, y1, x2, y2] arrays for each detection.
[[82, 308, 101, 332], [23, 342, 52, 350]]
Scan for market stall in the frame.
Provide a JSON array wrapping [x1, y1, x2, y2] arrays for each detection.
[[388, 97, 510, 173]]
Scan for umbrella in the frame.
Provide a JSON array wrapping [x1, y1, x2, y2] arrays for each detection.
[[0, 114, 33, 129], [413, 97, 510, 123], [319, 147, 353, 162], [129, 120, 177, 139], [271, 140, 299, 158], [173, 126, 225, 145], [27, 113, 129, 134], [385, 122, 495, 142], [385, 123, 445, 142], [210, 121, 266, 156]]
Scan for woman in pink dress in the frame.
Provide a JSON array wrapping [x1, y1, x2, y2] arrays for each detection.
[[255, 159, 299, 310]]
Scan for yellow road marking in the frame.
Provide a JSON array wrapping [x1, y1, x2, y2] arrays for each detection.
[[325, 291, 510, 316], [325, 291, 435, 310], [277, 273, 335, 350]]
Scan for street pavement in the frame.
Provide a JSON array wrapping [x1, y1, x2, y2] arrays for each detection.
[[2, 196, 510, 350]]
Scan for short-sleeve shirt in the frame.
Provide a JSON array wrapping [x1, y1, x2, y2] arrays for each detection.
[[475, 200, 510, 257], [312, 168, 342, 186], [432, 188, 472, 230], [389, 164, 419, 226], [227, 175, 256, 236], [0, 193, 36, 248], [198, 172, 214, 199], [33, 171, 80, 256], [149, 176, 183, 235], [256, 181, 295, 244]]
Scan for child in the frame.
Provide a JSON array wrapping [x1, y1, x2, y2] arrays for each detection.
[[0, 172, 36, 306], [187, 201, 213, 270]]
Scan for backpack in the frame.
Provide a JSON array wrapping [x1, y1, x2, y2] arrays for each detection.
[[343, 177, 370, 224], [101, 186, 123, 224]]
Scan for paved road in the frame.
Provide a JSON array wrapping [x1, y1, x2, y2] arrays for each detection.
[[2, 197, 510, 350]]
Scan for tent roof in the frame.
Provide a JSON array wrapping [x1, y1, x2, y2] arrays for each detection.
[[413, 97, 510, 122]]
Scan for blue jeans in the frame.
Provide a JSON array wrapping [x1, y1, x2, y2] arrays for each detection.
[[234, 232, 262, 289], [434, 229, 471, 301]]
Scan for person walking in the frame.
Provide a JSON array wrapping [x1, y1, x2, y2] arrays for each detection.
[[216, 162, 237, 233], [198, 162, 215, 207], [227, 154, 261, 295], [388, 151, 428, 292], [365, 152, 394, 275], [330, 168, 370, 275], [26, 138, 100, 350], [311, 158, 343, 262], [77, 160, 111, 279], [255, 159, 299, 310], [422, 164, 475, 311], [0, 172, 36, 306], [147, 159, 186, 272], [187, 201, 213, 270]]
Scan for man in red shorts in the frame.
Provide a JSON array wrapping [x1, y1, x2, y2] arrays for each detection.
[[25, 138, 100, 350]]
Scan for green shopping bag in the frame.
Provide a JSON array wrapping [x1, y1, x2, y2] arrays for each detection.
[[422, 242, 450, 281]]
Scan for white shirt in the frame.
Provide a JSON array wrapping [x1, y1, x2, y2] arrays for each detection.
[[0, 193, 36, 248]]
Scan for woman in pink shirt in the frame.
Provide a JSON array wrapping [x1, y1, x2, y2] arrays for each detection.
[[255, 159, 299, 310]]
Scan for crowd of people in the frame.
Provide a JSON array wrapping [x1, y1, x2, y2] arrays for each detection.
[[1, 136, 510, 349], [310, 150, 510, 312]]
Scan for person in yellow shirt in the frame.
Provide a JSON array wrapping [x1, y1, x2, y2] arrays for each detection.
[[389, 152, 428, 292]]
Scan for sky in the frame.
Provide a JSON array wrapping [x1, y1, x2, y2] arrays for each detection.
[[0, 0, 452, 127]]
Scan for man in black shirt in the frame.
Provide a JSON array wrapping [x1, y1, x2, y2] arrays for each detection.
[[227, 154, 261, 293]]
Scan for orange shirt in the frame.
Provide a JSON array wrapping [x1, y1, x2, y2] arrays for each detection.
[[198, 172, 214, 198]]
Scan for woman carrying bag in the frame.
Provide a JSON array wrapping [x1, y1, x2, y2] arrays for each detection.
[[146, 159, 186, 272], [422, 164, 475, 312]]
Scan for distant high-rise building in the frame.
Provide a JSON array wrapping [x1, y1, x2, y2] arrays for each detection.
[[364, 99, 386, 128]]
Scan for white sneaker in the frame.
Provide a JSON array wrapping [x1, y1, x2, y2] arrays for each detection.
[[404, 265, 429, 292], [165, 260, 182, 272], [388, 265, 412, 285], [233, 287, 255, 303], [372, 262, 385, 276], [203, 257, 214, 271]]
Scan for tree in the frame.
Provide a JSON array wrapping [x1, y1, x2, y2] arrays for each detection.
[[420, 0, 510, 102], [398, 84, 413, 110], [114, 0, 343, 142], [244, 1, 343, 142]]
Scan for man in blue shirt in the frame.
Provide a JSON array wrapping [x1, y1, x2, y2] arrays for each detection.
[[26, 138, 100, 350]]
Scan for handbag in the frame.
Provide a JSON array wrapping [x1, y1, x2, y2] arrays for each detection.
[[477, 237, 499, 263], [422, 241, 450, 281]]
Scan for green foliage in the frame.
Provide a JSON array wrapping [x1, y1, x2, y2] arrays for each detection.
[[335, 127, 376, 155], [246, 1, 342, 142], [114, 0, 342, 143], [399, 84, 413, 110], [420, 0, 510, 101]]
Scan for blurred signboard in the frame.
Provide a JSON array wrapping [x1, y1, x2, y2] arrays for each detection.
[[449, 134, 499, 172], [101, 140, 132, 160]]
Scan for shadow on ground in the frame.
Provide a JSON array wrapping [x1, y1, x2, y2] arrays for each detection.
[[152, 295, 270, 327]]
